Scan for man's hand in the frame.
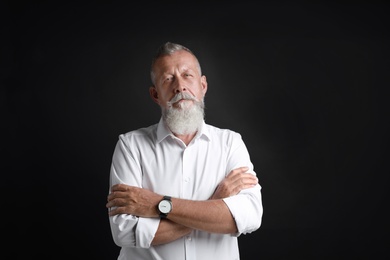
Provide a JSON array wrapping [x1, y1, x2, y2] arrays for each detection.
[[210, 167, 258, 200], [106, 184, 161, 217]]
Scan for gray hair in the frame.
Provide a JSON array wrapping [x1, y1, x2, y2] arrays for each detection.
[[150, 42, 202, 85]]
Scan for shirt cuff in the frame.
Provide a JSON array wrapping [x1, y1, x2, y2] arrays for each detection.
[[135, 217, 160, 248], [223, 192, 262, 236]]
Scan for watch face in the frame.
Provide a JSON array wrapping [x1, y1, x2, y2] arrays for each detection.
[[158, 200, 171, 214]]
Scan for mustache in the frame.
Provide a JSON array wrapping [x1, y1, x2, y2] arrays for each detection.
[[167, 92, 197, 105]]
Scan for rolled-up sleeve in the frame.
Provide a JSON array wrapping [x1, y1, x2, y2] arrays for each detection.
[[109, 214, 159, 248], [108, 135, 160, 248], [223, 184, 263, 235]]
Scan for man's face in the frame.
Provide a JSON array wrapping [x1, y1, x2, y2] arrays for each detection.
[[149, 50, 207, 110]]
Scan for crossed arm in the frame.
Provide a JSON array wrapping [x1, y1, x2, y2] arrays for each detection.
[[106, 166, 258, 245]]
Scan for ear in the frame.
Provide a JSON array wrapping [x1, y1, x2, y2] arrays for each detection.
[[201, 75, 208, 95], [149, 86, 160, 104]]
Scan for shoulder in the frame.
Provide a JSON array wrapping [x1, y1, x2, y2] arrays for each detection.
[[119, 123, 158, 143], [204, 123, 243, 142]]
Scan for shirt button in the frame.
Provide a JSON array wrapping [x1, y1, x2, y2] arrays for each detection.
[[186, 236, 192, 241], [184, 177, 190, 183]]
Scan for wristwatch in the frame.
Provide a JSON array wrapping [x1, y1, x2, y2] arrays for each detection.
[[157, 196, 172, 218]]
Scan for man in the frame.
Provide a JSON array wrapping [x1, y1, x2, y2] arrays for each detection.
[[106, 42, 263, 259]]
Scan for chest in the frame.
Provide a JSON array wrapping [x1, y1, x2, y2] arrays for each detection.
[[140, 141, 228, 199]]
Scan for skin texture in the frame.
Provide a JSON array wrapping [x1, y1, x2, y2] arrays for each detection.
[[106, 50, 258, 245]]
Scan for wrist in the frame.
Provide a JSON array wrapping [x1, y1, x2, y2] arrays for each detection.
[[157, 196, 172, 218]]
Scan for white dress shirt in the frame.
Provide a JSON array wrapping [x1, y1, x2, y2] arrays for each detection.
[[108, 118, 263, 260]]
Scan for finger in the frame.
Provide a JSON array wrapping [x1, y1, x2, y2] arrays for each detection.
[[110, 184, 129, 192], [107, 192, 116, 201], [106, 198, 126, 208], [229, 175, 257, 190], [108, 187, 133, 201], [106, 199, 115, 208], [229, 181, 257, 195], [240, 175, 258, 186], [107, 191, 122, 201], [227, 172, 255, 185], [228, 167, 249, 176], [108, 207, 119, 216], [226, 167, 251, 181], [241, 174, 258, 184]]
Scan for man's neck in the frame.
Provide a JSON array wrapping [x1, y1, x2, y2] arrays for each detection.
[[173, 132, 197, 146]]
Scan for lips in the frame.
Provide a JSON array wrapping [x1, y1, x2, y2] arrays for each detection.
[[174, 98, 190, 104], [168, 93, 196, 107]]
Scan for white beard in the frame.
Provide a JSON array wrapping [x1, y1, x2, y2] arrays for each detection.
[[162, 93, 205, 135]]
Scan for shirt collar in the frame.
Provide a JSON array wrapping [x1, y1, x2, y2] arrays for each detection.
[[156, 117, 211, 144]]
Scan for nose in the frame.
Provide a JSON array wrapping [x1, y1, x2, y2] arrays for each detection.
[[173, 77, 187, 93]]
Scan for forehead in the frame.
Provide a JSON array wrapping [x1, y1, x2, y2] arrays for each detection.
[[154, 50, 199, 74]]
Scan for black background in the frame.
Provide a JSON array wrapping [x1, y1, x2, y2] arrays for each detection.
[[3, 1, 390, 259]]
